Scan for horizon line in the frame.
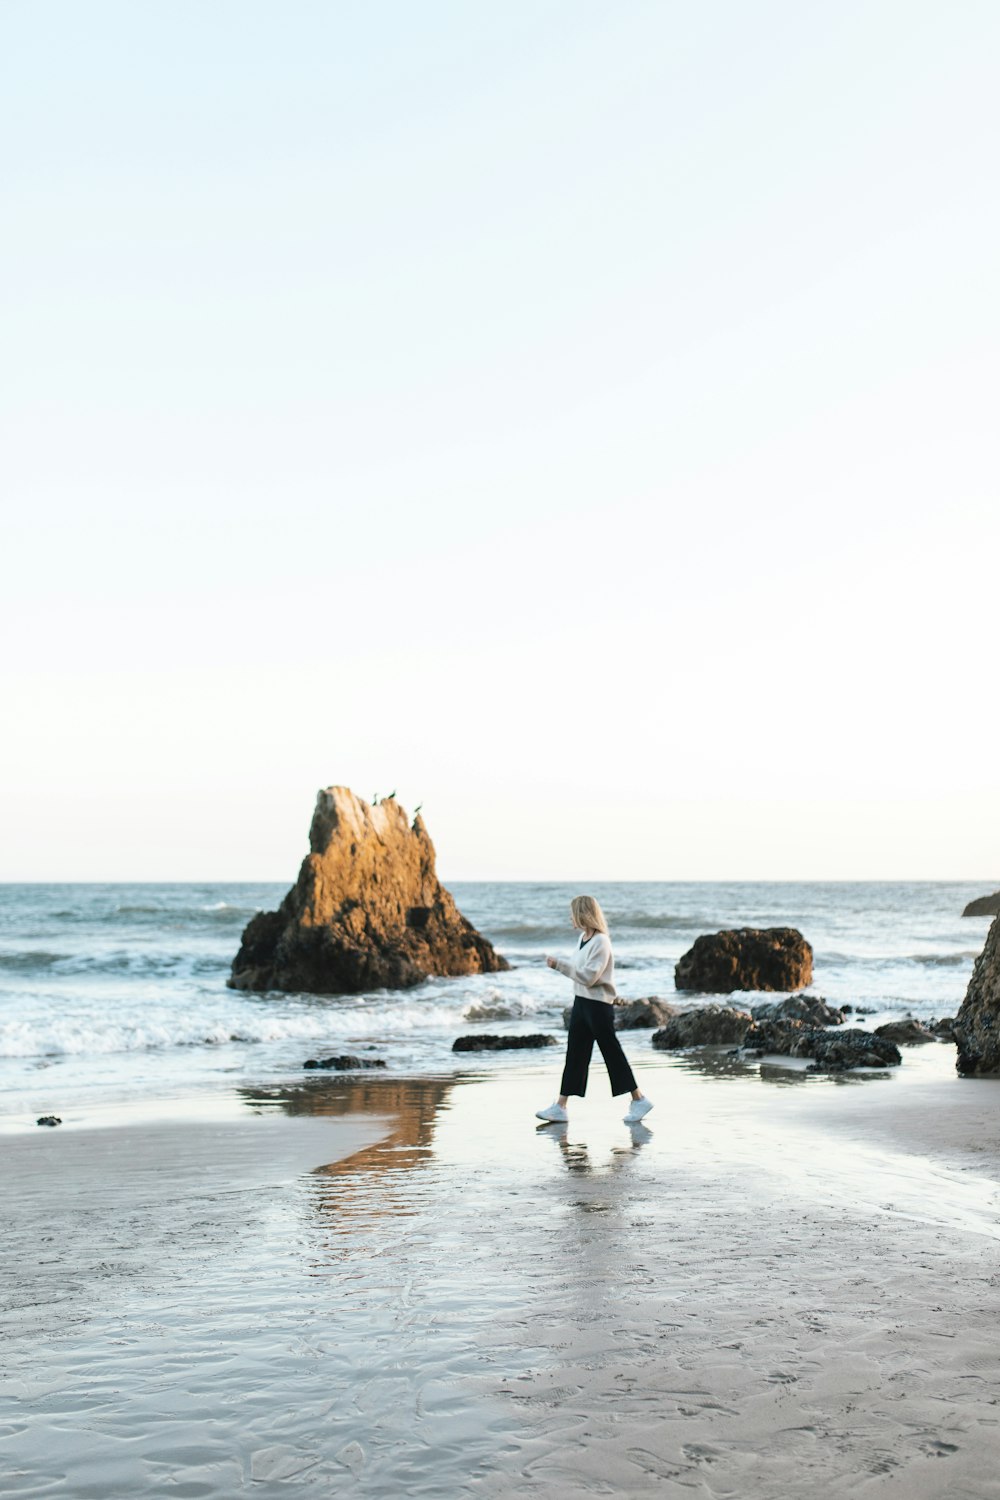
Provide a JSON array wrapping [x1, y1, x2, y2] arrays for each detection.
[[0, 876, 996, 887]]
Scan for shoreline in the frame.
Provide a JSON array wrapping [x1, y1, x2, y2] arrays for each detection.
[[1, 878, 986, 1123], [6, 1038, 1000, 1209], [6, 1035, 1000, 1189]]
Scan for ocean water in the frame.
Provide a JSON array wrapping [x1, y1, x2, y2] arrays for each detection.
[[0, 881, 991, 1121]]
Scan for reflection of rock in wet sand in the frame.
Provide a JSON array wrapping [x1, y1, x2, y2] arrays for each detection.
[[239, 1074, 455, 1182]]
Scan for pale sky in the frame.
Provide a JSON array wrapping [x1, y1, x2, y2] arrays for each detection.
[[2, 1, 998, 881]]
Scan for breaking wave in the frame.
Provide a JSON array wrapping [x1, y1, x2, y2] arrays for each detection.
[[0, 949, 228, 981], [462, 994, 546, 1021], [908, 952, 980, 967], [0, 951, 68, 972], [821, 951, 978, 969], [0, 993, 531, 1061], [608, 913, 711, 930]]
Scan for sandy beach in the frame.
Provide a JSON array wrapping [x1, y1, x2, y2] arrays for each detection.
[[3, 1044, 1000, 1498]]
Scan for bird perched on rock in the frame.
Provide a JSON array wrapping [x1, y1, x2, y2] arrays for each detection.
[[388, 789, 397, 800]]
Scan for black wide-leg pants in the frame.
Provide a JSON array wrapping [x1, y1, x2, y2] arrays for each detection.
[[560, 996, 637, 1098]]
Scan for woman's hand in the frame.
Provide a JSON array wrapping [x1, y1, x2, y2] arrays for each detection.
[[545, 956, 558, 969]]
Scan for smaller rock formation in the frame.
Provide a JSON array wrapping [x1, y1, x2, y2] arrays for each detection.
[[230, 787, 509, 995], [953, 915, 1000, 1075], [36, 1115, 61, 1127], [462, 1000, 522, 1021], [303, 1055, 388, 1070], [962, 891, 1000, 918], [801, 1029, 901, 1072], [874, 1019, 937, 1046], [750, 995, 844, 1026], [739, 1018, 813, 1056], [615, 997, 681, 1029], [739, 1023, 901, 1070], [652, 1005, 753, 1048], [675, 928, 812, 994], [563, 998, 680, 1031], [930, 1017, 956, 1040], [452, 1033, 558, 1052]]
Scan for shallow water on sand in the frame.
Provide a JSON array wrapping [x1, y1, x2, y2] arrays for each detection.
[[4, 1050, 1000, 1497]]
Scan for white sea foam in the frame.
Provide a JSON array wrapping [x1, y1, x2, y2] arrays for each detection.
[[0, 995, 512, 1060], [462, 998, 542, 1021]]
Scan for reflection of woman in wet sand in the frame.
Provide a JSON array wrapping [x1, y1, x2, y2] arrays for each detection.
[[536, 895, 653, 1126]]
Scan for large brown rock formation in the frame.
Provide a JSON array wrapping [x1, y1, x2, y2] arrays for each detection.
[[675, 928, 813, 993], [953, 915, 1000, 1075], [229, 787, 509, 994]]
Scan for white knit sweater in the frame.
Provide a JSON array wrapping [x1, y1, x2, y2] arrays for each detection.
[[551, 932, 617, 1003]]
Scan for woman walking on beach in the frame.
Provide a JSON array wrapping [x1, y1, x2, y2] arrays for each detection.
[[536, 895, 653, 1126]]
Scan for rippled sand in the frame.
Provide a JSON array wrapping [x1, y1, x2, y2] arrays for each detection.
[[3, 1046, 1000, 1497]]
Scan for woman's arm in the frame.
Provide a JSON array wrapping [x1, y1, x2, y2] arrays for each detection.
[[546, 935, 612, 989]]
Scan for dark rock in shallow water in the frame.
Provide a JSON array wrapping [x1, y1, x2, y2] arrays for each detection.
[[229, 787, 509, 995], [562, 997, 680, 1031], [652, 1005, 753, 1048], [954, 915, 1000, 1075], [930, 1016, 957, 1040], [739, 1018, 813, 1056], [962, 891, 1000, 918], [675, 928, 812, 994], [750, 995, 844, 1026], [802, 1028, 901, 1071], [36, 1115, 61, 1126], [740, 1023, 901, 1069], [874, 1019, 937, 1046], [304, 1055, 387, 1071], [615, 997, 681, 1029], [452, 1033, 558, 1052]]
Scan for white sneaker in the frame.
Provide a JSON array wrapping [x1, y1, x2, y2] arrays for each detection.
[[623, 1097, 653, 1124], [535, 1101, 568, 1123]]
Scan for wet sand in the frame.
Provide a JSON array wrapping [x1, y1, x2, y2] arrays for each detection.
[[3, 1048, 1000, 1497]]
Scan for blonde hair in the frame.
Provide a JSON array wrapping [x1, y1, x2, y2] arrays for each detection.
[[570, 895, 609, 936]]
